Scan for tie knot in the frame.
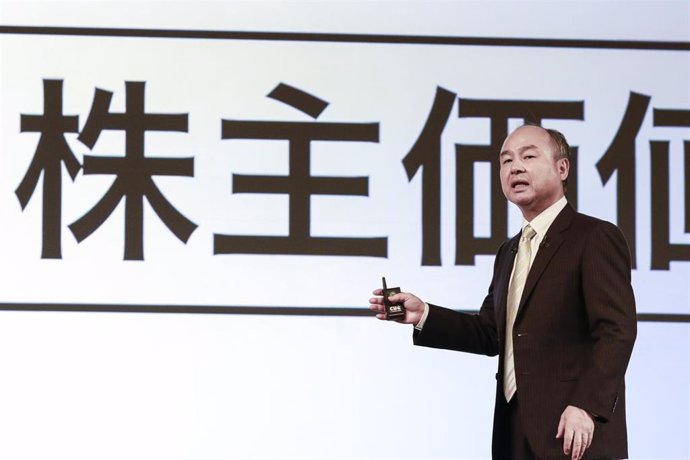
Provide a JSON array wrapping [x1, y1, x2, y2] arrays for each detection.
[[522, 225, 537, 241]]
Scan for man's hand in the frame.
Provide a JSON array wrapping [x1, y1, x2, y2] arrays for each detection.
[[556, 405, 595, 460], [369, 289, 425, 326]]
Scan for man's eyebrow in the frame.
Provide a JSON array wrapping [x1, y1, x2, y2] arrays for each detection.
[[500, 144, 538, 157]]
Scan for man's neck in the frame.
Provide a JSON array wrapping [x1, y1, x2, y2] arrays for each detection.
[[521, 194, 566, 222]]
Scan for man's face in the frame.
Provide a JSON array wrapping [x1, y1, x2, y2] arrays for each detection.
[[499, 126, 569, 220]]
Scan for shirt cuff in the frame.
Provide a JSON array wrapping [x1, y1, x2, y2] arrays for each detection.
[[414, 303, 430, 331]]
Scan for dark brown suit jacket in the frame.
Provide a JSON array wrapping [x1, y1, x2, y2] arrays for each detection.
[[414, 205, 637, 459]]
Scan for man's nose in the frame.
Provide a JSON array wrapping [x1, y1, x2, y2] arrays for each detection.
[[510, 160, 525, 173]]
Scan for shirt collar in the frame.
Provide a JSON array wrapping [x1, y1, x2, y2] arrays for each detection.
[[522, 196, 568, 238]]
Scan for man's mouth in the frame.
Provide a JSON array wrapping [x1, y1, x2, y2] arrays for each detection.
[[511, 180, 529, 190]]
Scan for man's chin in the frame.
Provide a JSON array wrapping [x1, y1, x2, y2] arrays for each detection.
[[508, 192, 533, 207]]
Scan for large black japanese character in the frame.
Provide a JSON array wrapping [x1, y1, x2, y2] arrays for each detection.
[[69, 81, 197, 260], [402, 87, 455, 266], [650, 105, 690, 269], [597, 92, 651, 269], [404, 86, 583, 266], [215, 83, 385, 257], [17, 79, 81, 259]]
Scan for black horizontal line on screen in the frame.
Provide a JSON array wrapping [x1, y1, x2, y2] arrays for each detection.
[[0, 303, 686, 323], [0, 26, 688, 51]]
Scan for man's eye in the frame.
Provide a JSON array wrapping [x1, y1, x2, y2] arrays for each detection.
[[502, 159, 512, 164]]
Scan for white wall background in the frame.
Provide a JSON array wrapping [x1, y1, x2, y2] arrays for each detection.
[[0, 1, 688, 459]]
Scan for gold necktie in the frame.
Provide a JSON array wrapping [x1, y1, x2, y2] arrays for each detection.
[[504, 225, 537, 402]]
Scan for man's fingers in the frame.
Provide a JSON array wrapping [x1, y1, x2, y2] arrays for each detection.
[[571, 435, 582, 460], [571, 431, 593, 460], [582, 431, 593, 458], [563, 430, 573, 455], [368, 304, 383, 313]]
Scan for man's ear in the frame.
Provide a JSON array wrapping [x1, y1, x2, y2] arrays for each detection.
[[558, 158, 570, 181]]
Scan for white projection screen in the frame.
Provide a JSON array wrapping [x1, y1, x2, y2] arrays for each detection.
[[0, 1, 688, 459]]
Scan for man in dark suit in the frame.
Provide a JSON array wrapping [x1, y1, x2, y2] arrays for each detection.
[[369, 125, 637, 459]]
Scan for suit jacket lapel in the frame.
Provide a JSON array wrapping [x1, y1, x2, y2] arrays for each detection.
[[497, 234, 520, 339], [515, 205, 575, 320]]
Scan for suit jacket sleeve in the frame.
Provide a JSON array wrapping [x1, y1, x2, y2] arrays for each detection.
[[571, 221, 637, 422], [411, 241, 510, 357]]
